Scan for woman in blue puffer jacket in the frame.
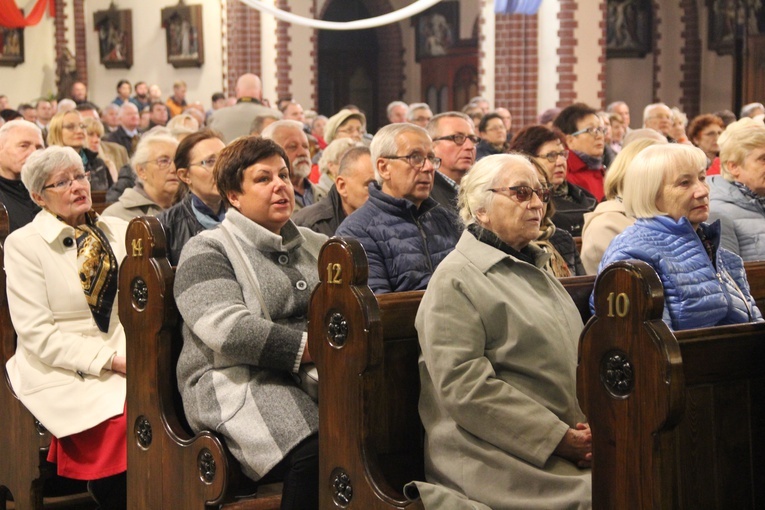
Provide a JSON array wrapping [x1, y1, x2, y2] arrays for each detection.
[[596, 144, 762, 330]]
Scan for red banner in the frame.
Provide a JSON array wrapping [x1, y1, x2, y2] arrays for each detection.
[[0, 0, 55, 29]]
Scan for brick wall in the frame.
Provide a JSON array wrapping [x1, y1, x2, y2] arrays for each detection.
[[557, 0, 577, 107], [54, 0, 67, 92], [652, 0, 662, 103], [73, 0, 87, 86], [597, 0, 607, 107], [493, 13, 538, 129], [679, 0, 701, 117], [275, 0, 291, 101], [225, 0, 262, 95]]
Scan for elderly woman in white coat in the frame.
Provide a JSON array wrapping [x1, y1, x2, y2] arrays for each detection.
[[411, 154, 592, 510], [5, 146, 128, 508]]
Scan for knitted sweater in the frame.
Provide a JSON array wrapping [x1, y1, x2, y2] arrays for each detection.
[[174, 208, 327, 480]]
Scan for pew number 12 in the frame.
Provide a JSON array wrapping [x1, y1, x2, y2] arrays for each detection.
[[327, 263, 343, 284], [607, 292, 630, 318]]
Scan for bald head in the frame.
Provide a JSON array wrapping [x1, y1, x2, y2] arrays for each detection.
[[235, 74, 262, 101]]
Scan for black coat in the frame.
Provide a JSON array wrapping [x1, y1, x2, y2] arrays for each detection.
[[430, 171, 459, 217], [291, 184, 347, 237], [551, 182, 598, 237], [0, 175, 40, 232], [156, 193, 207, 266]]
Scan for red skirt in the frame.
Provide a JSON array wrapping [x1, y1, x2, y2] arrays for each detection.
[[47, 403, 127, 480]]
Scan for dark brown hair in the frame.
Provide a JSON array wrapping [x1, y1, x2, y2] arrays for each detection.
[[553, 103, 598, 135], [172, 128, 224, 204], [508, 125, 560, 156], [215, 137, 290, 207]]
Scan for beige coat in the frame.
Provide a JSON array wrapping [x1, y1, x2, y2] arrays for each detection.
[[101, 186, 163, 221], [413, 230, 591, 510], [5, 210, 128, 438], [580, 199, 636, 275]]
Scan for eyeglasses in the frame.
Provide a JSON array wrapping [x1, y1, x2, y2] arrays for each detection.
[[702, 130, 723, 138], [382, 152, 441, 171], [570, 126, 606, 137], [337, 126, 366, 136], [190, 155, 217, 170], [488, 186, 551, 203], [62, 123, 87, 131], [433, 134, 480, 146], [536, 150, 570, 163], [42, 172, 91, 192], [142, 156, 175, 169]]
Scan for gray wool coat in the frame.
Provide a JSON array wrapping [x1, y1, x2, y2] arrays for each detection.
[[708, 175, 765, 261], [412, 230, 592, 510], [174, 208, 327, 481]]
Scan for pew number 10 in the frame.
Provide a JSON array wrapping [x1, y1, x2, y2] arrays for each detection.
[[327, 263, 343, 284], [607, 292, 630, 318]]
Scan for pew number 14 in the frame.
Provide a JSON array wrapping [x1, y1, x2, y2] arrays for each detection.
[[607, 292, 630, 318]]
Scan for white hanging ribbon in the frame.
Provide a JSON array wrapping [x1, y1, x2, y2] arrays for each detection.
[[238, 0, 443, 30]]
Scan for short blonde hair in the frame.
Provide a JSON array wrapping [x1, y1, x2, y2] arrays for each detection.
[[623, 144, 707, 219], [318, 138, 359, 177], [458, 153, 534, 227], [82, 116, 104, 138], [603, 139, 662, 200], [718, 117, 765, 181]]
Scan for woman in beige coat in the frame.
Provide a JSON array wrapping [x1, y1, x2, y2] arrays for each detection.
[[6, 146, 128, 508], [411, 154, 592, 510]]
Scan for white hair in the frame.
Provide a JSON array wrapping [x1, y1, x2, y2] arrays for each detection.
[[21, 145, 83, 197]]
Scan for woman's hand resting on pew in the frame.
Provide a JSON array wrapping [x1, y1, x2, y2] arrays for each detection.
[[554, 422, 593, 468], [111, 355, 127, 374]]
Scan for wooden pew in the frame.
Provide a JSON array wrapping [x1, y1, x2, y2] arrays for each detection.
[[307, 237, 596, 509], [119, 217, 281, 510], [91, 190, 111, 215], [0, 202, 94, 510], [578, 260, 765, 509]]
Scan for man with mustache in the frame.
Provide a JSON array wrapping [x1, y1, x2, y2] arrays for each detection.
[[262, 120, 325, 212], [335, 123, 460, 294]]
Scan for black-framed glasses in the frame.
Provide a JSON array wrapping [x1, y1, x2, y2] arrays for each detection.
[[536, 150, 569, 163], [42, 172, 91, 192], [190, 155, 217, 171], [570, 126, 606, 137], [488, 185, 551, 203], [433, 134, 480, 146], [142, 156, 174, 169], [382, 152, 441, 171]]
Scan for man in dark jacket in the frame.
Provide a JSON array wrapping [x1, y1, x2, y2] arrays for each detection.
[[104, 102, 141, 156], [427, 112, 477, 215], [293, 146, 375, 236], [336, 124, 460, 294], [0, 120, 43, 231]]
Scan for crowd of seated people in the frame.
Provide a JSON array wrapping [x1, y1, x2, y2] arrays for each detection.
[[2, 75, 765, 510]]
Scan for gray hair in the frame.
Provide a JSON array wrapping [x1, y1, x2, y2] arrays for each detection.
[[57, 99, 76, 113], [0, 119, 41, 145], [103, 103, 120, 115], [642, 103, 670, 127], [131, 131, 179, 183], [426, 111, 472, 139], [370, 123, 430, 184], [338, 146, 371, 177], [740, 102, 765, 118], [457, 153, 534, 227], [261, 119, 305, 141], [606, 101, 627, 113], [319, 138, 360, 176], [407, 103, 432, 121], [387, 101, 408, 117], [119, 102, 139, 117], [166, 113, 199, 139], [250, 113, 282, 135], [21, 145, 83, 197], [719, 117, 765, 180]]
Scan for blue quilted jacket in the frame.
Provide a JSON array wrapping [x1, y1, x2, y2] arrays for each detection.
[[595, 215, 762, 330], [336, 183, 461, 294]]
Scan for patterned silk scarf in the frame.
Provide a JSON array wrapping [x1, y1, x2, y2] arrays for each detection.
[[73, 213, 119, 333]]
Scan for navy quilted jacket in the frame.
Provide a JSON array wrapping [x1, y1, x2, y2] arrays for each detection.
[[595, 215, 762, 330], [336, 183, 461, 294]]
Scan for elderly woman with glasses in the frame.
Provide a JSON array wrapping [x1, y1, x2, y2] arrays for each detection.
[[509, 125, 597, 237], [553, 103, 607, 201], [597, 144, 761, 330], [47, 110, 113, 191], [101, 131, 179, 221], [323, 109, 366, 145], [157, 128, 226, 265], [687, 114, 725, 170], [5, 146, 129, 508], [411, 153, 592, 510], [707, 118, 765, 261]]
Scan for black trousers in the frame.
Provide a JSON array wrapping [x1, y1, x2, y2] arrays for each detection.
[[260, 434, 319, 510], [88, 471, 126, 510]]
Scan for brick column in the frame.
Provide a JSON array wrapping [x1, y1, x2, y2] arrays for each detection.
[[275, 0, 292, 101], [679, 0, 701, 117], [652, 0, 662, 103], [226, 0, 262, 95], [54, 0, 68, 94], [73, 0, 87, 86], [557, 0, 577, 107], [597, 0, 607, 108], [493, 13, 538, 128]]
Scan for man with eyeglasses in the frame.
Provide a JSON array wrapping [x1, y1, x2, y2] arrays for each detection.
[[407, 103, 433, 128], [427, 112, 478, 215], [0, 120, 44, 231], [642, 103, 674, 141], [554, 103, 607, 201], [336, 123, 460, 294], [104, 102, 141, 157]]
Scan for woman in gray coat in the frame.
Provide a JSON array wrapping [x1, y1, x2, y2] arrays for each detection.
[[708, 118, 765, 260], [174, 137, 326, 509], [412, 154, 592, 509]]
